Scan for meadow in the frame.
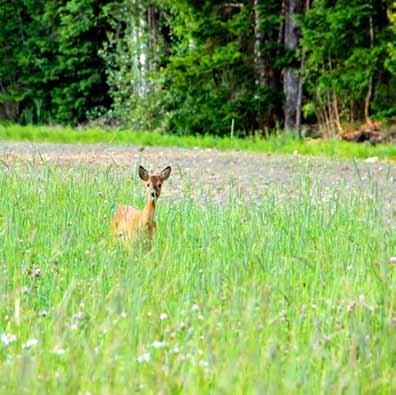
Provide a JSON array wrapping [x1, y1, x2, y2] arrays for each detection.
[[1, 123, 396, 161], [0, 162, 395, 394]]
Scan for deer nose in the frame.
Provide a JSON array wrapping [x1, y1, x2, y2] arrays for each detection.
[[151, 191, 156, 198]]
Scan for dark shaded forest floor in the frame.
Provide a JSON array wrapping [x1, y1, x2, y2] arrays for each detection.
[[0, 141, 395, 223]]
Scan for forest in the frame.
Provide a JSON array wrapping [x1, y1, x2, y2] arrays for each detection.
[[1, 0, 396, 138]]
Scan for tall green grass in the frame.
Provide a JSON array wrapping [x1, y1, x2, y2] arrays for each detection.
[[0, 165, 395, 394], [1, 123, 395, 160]]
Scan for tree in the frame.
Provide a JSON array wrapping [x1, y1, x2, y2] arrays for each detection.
[[2, 0, 396, 136], [0, 0, 112, 124], [253, 1, 284, 130], [302, 0, 391, 137], [283, 0, 305, 133], [101, 0, 167, 130]]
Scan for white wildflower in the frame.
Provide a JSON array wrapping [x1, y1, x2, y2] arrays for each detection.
[[1, 333, 17, 347], [151, 340, 167, 349], [53, 346, 65, 355], [359, 294, 365, 303], [160, 313, 168, 321], [172, 346, 180, 354], [191, 304, 200, 313], [179, 322, 187, 330], [137, 352, 151, 363], [73, 311, 85, 321], [179, 354, 190, 362], [22, 338, 38, 349], [120, 311, 127, 319]]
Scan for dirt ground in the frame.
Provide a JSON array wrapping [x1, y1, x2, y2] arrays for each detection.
[[0, 141, 395, 219]]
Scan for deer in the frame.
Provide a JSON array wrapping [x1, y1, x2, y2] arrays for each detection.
[[110, 165, 172, 245]]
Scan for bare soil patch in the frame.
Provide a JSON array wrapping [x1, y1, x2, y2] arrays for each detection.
[[0, 141, 395, 219]]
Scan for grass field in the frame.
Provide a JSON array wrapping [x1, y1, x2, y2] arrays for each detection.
[[0, 163, 395, 394], [1, 123, 396, 160]]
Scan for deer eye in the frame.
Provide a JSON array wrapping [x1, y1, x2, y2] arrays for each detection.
[[146, 184, 149, 187]]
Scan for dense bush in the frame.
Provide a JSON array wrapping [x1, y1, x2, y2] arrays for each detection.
[[1, 0, 396, 135], [0, 0, 111, 124]]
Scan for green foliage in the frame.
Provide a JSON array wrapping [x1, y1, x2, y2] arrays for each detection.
[[102, 0, 283, 135], [159, 2, 251, 135], [100, 0, 158, 129], [2, 0, 396, 133], [1, 124, 395, 160], [51, 0, 111, 123], [302, 0, 393, 122], [0, 0, 111, 124], [0, 0, 31, 120], [386, 2, 396, 72]]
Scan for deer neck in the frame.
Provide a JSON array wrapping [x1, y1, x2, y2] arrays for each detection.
[[143, 198, 156, 224]]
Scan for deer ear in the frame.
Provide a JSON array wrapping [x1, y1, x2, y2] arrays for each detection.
[[139, 165, 149, 181], [160, 166, 171, 180]]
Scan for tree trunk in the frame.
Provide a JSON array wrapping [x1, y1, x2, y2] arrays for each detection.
[[147, 6, 160, 72], [254, 0, 265, 87], [254, 0, 267, 131], [283, 69, 299, 131], [332, 92, 343, 135], [128, 1, 159, 97], [364, 16, 374, 126], [254, 0, 283, 131], [295, 50, 304, 132], [283, 0, 304, 133], [295, 0, 310, 132]]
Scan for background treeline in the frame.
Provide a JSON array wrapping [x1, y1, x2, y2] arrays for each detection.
[[1, 0, 396, 137]]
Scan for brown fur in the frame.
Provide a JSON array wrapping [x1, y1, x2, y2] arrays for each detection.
[[110, 166, 171, 245]]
